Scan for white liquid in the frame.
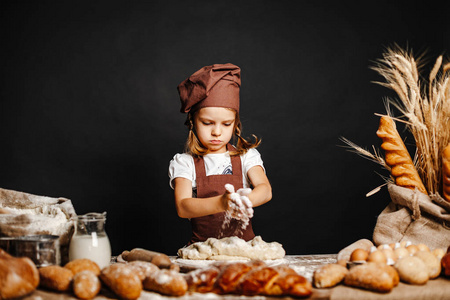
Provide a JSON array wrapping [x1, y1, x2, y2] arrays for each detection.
[[69, 234, 111, 269]]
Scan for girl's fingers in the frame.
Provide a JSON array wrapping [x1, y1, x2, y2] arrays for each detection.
[[224, 183, 235, 194]]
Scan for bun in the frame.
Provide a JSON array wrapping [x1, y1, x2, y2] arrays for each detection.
[[64, 258, 101, 276], [38, 265, 74, 292], [376, 116, 427, 194], [72, 270, 101, 300], [100, 264, 142, 300], [0, 249, 39, 299]]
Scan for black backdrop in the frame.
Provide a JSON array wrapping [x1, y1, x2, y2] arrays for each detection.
[[1, 0, 449, 256]]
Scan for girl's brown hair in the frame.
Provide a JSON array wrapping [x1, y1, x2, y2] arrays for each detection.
[[184, 109, 261, 157]]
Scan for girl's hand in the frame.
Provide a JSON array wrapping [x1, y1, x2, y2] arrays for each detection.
[[223, 184, 254, 220]]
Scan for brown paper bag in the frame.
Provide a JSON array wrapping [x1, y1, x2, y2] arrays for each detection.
[[373, 184, 450, 249]]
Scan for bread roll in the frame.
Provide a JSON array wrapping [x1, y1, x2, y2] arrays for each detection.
[[414, 250, 441, 279], [443, 144, 450, 201], [376, 116, 427, 194], [127, 261, 160, 281], [394, 256, 429, 285], [344, 262, 395, 293], [65, 258, 101, 276], [72, 270, 101, 300], [313, 263, 348, 288], [38, 265, 74, 292], [0, 249, 39, 299], [143, 269, 188, 296], [100, 264, 142, 300]]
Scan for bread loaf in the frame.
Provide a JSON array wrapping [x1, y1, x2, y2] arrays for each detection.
[[0, 249, 39, 299], [443, 144, 450, 201], [72, 270, 101, 300], [38, 265, 74, 292], [376, 116, 427, 194], [143, 269, 188, 296], [313, 263, 348, 288], [100, 264, 142, 300], [184, 260, 312, 297], [344, 262, 396, 293]]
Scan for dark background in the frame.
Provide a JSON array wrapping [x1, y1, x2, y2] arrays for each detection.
[[1, 0, 449, 256]]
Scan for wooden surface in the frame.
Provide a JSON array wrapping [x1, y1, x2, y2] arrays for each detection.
[[21, 254, 450, 300]]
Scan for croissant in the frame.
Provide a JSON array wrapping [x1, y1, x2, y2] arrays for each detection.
[[184, 260, 312, 297], [376, 116, 427, 194], [443, 144, 450, 201]]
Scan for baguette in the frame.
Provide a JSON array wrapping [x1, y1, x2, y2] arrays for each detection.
[[121, 248, 178, 270], [376, 116, 427, 194], [443, 144, 450, 201], [0, 249, 39, 299]]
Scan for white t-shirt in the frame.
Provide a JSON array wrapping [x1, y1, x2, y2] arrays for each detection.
[[168, 148, 265, 193]]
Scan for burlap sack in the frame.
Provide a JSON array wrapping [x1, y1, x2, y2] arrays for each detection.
[[373, 184, 450, 249], [0, 187, 76, 264]]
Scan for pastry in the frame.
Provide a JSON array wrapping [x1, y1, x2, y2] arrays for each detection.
[[376, 116, 427, 194], [185, 260, 312, 297]]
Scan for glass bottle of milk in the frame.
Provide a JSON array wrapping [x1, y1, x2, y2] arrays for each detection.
[[68, 212, 111, 269]]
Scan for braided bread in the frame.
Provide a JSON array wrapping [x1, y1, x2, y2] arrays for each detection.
[[376, 116, 427, 194], [443, 144, 450, 201], [184, 260, 312, 297]]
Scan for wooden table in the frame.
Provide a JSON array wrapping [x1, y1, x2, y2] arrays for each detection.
[[22, 254, 450, 300]]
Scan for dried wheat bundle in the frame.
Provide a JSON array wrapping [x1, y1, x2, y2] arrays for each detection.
[[342, 46, 450, 197], [370, 46, 450, 195]]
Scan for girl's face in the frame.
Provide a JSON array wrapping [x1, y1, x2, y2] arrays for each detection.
[[194, 107, 236, 154]]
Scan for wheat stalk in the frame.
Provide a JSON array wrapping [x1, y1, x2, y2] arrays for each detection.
[[370, 46, 450, 195]]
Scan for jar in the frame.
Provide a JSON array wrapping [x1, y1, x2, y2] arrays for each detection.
[[68, 212, 111, 269]]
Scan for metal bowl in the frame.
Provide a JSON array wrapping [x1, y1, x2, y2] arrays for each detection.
[[0, 235, 61, 267]]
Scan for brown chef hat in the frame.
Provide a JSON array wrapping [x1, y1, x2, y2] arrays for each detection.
[[177, 63, 241, 113]]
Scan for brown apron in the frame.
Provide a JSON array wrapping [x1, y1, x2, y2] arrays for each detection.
[[189, 144, 255, 245]]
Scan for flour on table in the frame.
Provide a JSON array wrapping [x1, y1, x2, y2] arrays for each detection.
[[178, 236, 285, 260]]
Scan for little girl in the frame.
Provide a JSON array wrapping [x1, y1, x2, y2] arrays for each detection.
[[168, 63, 272, 245]]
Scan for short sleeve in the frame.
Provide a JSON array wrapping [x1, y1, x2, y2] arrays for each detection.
[[168, 153, 195, 189], [242, 148, 265, 186]]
